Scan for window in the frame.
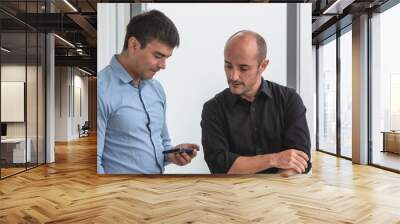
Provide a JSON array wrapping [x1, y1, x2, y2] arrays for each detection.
[[339, 29, 352, 158], [370, 2, 400, 171], [318, 36, 337, 155]]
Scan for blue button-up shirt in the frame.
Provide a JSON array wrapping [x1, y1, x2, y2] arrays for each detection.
[[97, 55, 173, 174]]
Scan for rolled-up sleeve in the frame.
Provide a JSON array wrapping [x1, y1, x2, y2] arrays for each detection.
[[156, 82, 173, 167], [161, 120, 173, 166], [282, 89, 312, 173], [201, 100, 239, 173]]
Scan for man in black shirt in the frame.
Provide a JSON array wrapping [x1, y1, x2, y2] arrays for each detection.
[[201, 30, 311, 176]]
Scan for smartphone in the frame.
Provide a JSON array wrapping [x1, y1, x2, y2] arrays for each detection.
[[162, 147, 197, 155]]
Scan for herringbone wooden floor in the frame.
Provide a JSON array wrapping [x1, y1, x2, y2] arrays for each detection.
[[1, 135, 400, 223]]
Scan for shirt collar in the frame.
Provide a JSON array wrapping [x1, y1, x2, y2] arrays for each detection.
[[110, 55, 134, 84], [226, 77, 273, 106], [260, 77, 273, 99]]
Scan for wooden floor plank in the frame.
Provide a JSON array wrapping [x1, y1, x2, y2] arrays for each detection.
[[0, 135, 400, 223]]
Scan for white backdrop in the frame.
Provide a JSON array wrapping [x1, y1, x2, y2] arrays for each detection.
[[145, 4, 287, 173]]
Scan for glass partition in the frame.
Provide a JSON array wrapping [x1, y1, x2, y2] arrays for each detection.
[[317, 36, 337, 155], [0, 0, 46, 179], [1, 29, 28, 178]]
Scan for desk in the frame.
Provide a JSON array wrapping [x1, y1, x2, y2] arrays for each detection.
[[1, 138, 31, 163], [382, 131, 400, 154]]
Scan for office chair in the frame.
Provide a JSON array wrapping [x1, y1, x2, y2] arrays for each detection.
[[79, 121, 90, 138]]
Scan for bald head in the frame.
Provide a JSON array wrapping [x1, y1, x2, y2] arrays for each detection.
[[225, 30, 267, 64]]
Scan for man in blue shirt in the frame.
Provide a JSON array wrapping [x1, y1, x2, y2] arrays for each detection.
[[97, 10, 198, 174]]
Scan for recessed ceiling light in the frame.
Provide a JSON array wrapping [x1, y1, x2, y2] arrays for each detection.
[[322, 0, 354, 15], [63, 0, 78, 12], [1, 47, 11, 53], [77, 67, 93, 76], [54, 34, 75, 48]]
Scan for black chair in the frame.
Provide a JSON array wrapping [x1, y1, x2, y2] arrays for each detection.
[[79, 121, 90, 138]]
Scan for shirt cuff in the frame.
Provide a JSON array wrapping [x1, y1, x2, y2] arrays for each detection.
[[164, 154, 172, 167], [163, 145, 174, 167], [225, 152, 240, 173]]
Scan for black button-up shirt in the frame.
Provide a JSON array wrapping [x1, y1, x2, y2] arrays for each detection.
[[201, 78, 311, 174]]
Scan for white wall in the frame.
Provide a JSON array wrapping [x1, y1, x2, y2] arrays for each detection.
[[72, 73, 89, 138], [1, 65, 36, 138], [97, 3, 131, 71], [54, 67, 89, 141], [55, 67, 68, 141], [297, 4, 315, 152], [78, 75, 89, 126]]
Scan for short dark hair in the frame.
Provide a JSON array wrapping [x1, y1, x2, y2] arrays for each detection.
[[123, 10, 180, 50], [226, 30, 267, 63]]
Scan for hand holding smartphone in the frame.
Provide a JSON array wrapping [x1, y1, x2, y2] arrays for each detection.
[[162, 147, 198, 155], [164, 144, 199, 166]]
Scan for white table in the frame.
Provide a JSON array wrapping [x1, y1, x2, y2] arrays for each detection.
[[1, 138, 31, 163]]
